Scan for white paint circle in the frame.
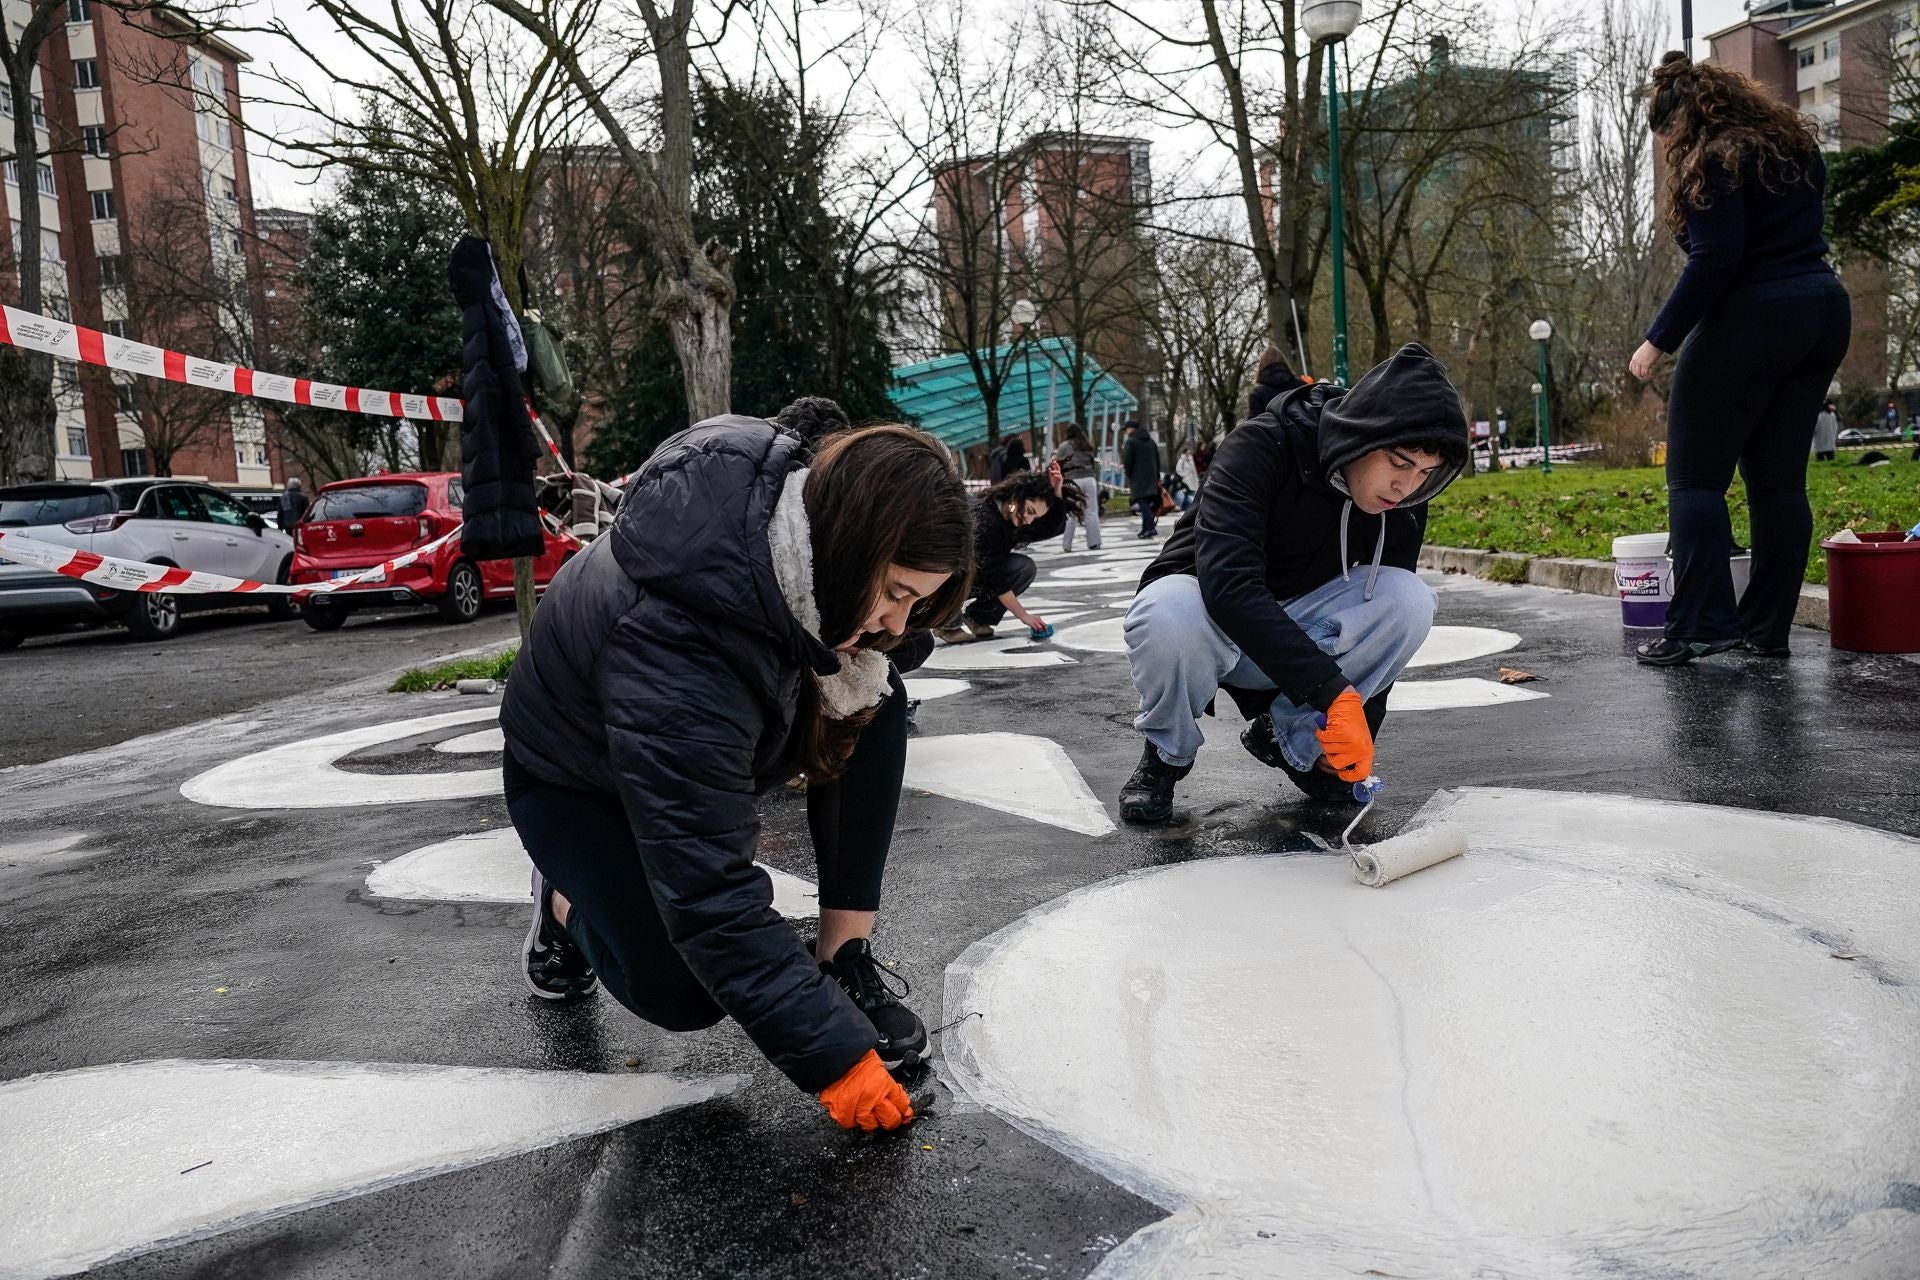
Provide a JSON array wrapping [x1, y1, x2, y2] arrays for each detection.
[[922, 638, 1077, 672], [945, 789, 1920, 1275], [1040, 561, 1148, 583], [433, 727, 505, 754], [1407, 625, 1522, 669], [903, 677, 971, 702], [181, 707, 501, 809], [1386, 677, 1549, 711], [1051, 616, 1127, 655]]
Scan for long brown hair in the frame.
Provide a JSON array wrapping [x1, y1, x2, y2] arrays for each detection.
[[1650, 51, 1819, 238], [799, 423, 972, 777], [986, 468, 1084, 524]]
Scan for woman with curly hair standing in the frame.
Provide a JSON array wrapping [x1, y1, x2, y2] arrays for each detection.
[[1629, 51, 1850, 665]]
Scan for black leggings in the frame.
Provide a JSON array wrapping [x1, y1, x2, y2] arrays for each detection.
[[1665, 277, 1850, 647], [503, 666, 911, 1031], [965, 553, 1036, 626]]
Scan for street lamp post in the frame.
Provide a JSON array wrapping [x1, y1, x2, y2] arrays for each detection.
[[1529, 318, 1553, 473], [1304, 0, 1362, 386], [1011, 299, 1039, 450]]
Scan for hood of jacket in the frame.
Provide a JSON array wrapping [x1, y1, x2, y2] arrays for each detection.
[[607, 415, 839, 679], [1314, 343, 1471, 507]]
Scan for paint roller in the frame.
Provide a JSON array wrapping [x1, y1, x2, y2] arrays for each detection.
[[1338, 777, 1468, 887]]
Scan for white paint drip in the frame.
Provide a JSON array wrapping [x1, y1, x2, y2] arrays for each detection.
[[0, 1058, 742, 1280], [1051, 616, 1127, 654], [944, 789, 1920, 1277], [1386, 677, 1550, 711], [902, 677, 971, 702], [905, 732, 1114, 836], [181, 707, 502, 809], [922, 639, 1078, 672], [364, 826, 819, 919], [1407, 625, 1523, 668], [432, 727, 505, 754]]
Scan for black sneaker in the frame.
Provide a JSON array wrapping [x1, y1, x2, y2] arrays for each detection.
[[1241, 713, 1355, 802], [821, 938, 927, 1069], [523, 869, 598, 1001], [1636, 636, 1741, 666], [1118, 739, 1191, 824]]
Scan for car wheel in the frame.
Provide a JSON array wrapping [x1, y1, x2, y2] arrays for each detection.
[[301, 600, 347, 632], [122, 588, 183, 641], [267, 556, 298, 620], [437, 560, 484, 623]]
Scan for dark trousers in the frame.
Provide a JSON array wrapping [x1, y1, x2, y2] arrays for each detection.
[[502, 667, 911, 1031], [1132, 496, 1158, 536], [965, 553, 1036, 626], [1665, 277, 1850, 648]]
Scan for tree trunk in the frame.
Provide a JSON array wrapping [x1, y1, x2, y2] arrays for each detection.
[[5, 62, 55, 481]]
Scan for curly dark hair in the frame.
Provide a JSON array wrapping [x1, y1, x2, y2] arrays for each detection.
[[985, 468, 1085, 522], [1649, 50, 1819, 239]]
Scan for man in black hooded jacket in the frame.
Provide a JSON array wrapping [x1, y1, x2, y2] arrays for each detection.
[[1118, 344, 1471, 822]]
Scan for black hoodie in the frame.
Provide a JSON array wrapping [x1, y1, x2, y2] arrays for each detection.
[[1139, 344, 1469, 712]]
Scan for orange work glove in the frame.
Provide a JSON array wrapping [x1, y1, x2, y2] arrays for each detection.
[[1314, 687, 1375, 782], [818, 1049, 914, 1131]]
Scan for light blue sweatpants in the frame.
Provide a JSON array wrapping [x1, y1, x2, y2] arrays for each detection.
[[1122, 567, 1436, 769]]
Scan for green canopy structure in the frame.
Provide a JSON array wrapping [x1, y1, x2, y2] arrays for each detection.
[[890, 338, 1138, 473]]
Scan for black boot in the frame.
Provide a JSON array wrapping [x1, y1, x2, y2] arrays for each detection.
[[1119, 739, 1191, 824]]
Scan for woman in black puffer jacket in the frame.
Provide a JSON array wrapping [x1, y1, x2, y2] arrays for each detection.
[[500, 413, 972, 1132]]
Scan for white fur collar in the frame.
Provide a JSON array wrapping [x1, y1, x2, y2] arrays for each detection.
[[767, 468, 892, 720]]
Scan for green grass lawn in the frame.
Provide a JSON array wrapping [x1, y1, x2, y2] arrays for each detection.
[[390, 647, 517, 693], [1426, 456, 1920, 584]]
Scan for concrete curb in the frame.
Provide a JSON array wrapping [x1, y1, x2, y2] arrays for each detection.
[[1419, 544, 1832, 632]]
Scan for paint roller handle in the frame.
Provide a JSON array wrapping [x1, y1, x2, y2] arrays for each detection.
[[1349, 775, 1384, 805]]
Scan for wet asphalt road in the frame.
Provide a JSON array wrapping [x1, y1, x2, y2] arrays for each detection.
[[0, 605, 521, 769], [4, 553, 1918, 1279]]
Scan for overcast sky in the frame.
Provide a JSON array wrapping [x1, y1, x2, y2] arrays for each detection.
[[237, 0, 1762, 211]]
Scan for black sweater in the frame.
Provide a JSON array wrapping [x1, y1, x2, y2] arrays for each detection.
[[1645, 150, 1834, 353]]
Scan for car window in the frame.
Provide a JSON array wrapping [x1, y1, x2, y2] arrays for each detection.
[[112, 482, 153, 511], [139, 486, 208, 523], [446, 478, 464, 507], [0, 487, 112, 527], [197, 488, 253, 527], [305, 483, 428, 521]]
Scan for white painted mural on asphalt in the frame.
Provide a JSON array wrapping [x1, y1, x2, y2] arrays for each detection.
[[0, 1059, 741, 1280], [943, 789, 1920, 1277], [181, 706, 502, 808], [905, 732, 1115, 837]]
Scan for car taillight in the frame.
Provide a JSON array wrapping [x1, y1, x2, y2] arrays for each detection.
[[292, 524, 305, 552], [418, 516, 432, 543], [64, 513, 129, 534]]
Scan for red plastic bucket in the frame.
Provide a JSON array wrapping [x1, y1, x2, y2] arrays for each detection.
[[1821, 532, 1920, 653]]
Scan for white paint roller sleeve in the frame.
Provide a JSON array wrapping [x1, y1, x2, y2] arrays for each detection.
[[1350, 823, 1469, 887]]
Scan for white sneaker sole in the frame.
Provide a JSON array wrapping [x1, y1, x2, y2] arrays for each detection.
[[523, 868, 599, 1001]]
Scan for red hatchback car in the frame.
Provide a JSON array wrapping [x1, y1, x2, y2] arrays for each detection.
[[289, 472, 575, 630]]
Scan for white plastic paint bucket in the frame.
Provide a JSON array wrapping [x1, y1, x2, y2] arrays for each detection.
[[1613, 532, 1671, 628]]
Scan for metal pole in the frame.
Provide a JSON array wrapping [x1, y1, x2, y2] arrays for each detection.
[[1045, 365, 1058, 456], [1328, 39, 1351, 387], [1537, 338, 1553, 474], [1023, 334, 1038, 442]]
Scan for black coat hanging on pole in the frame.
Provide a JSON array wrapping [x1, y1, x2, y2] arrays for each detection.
[[450, 233, 544, 561]]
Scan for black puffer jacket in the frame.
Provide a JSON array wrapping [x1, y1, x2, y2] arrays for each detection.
[[1141, 344, 1469, 713], [971, 493, 1066, 599], [500, 415, 877, 1093]]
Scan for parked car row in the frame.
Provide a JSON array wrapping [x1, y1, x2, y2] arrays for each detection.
[[0, 471, 574, 648]]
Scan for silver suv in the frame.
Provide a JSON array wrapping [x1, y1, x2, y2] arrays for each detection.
[[0, 478, 297, 646]]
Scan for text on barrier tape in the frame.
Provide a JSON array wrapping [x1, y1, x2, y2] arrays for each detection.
[[0, 305, 464, 422], [0, 527, 462, 597]]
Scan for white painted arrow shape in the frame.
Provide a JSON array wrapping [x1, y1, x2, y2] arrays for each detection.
[[1386, 677, 1549, 711], [1408, 625, 1522, 668], [905, 732, 1114, 836], [0, 1059, 742, 1280], [433, 727, 505, 754], [181, 706, 502, 809], [902, 677, 971, 702], [365, 827, 820, 920], [1052, 616, 1127, 654], [922, 638, 1078, 672]]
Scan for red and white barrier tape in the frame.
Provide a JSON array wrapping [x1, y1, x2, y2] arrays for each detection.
[[0, 305, 465, 422], [0, 526, 464, 597]]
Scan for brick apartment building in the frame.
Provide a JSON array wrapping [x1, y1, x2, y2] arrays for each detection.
[[2, 0, 271, 485], [1696, 0, 1904, 392], [930, 132, 1156, 423]]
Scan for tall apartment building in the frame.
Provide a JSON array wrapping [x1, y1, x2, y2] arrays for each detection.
[[929, 133, 1156, 418], [1, 0, 270, 484], [1698, 0, 1901, 391]]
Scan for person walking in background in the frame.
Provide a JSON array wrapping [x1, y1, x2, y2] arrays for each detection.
[[1053, 423, 1103, 552], [1248, 347, 1307, 417], [1175, 447, 1202, 508], [1194, 438, 1216, 479], [1629, 52, 1850, 666], [278, 477, 308, 531], [939, 469, 1083, 644], [1813, 401, 1839, 461], [1123, 421, 1163, 538]]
